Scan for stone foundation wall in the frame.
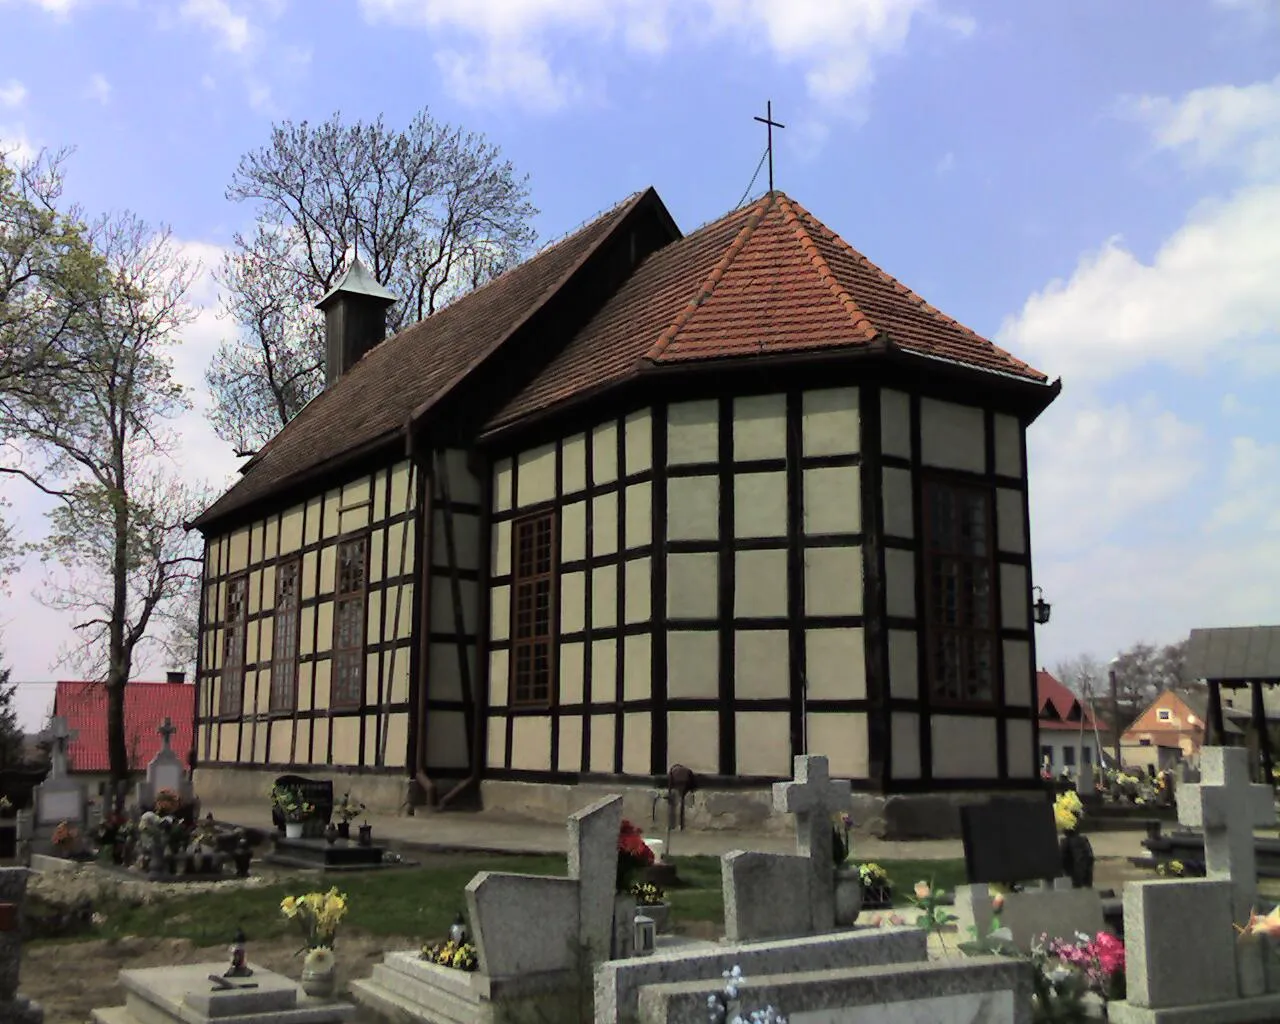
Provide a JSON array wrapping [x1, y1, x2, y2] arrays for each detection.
[[192, 766, 412, 818], [480, 780, 1047, 840]]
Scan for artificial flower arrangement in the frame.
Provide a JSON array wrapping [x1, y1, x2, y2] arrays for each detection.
[[857, 863, 891, 888], [907, 880, 958, 949], [421, 938, 479, 972], [153, 788, 181, 816], [280, 887, 349, 952], [335, 793, 366, 823], [0, 796, 13, 817], [1156, 859, 1187, 878], [831, 812, 852, 866], [51, 820, 78, 852], [271, 785, 316, 823], [1054, 790, 1084, 833], [629, 881, 666, 907], [617, 818, 654, 889], [1044, 931, 1127, 1002]]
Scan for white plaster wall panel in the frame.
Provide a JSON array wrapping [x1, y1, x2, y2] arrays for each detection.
[[560, 641, 585, 705], [993, 413, 1021, 477], [625, 409, 653, 474], [384, 711, 408, 768], [310, 719, 329, 766], [592, 563, 618, 631], [668, 712, 719, 774], [592, 639, 617, 703], [298, 607, 315, 656], [803, 546, 862, 617], [1003, 639, 1032, 706], [667, 475, 719, 541], [623, 634, 652, 701], [331, 717, 359, 766], [882, 468, 914, 538], [880, 389, 912, 459], [281, 507, 304, 554], [592, 491, 619, 557], [920, 398, 985, 472], [386, 520, 415, 579], [427, 709, 468, 769], [318, 545, 336, 596], [805, 628, 866, 700], [562, 434, 587, 495], [490, 585, 510, 642], [432, 510, 480, 571], [560, 571, 586, 634], [996, 488, 1026, 554], [516, 443, 557, 508], [733, 393, 787, 461], [806, 713, 869, 778], [803, 466, 861, 535], [369, 530, 385, 584], [624, 557, 651, 624], [735, 549, 788, 618], [625, 481, 652, 549], [386, 585, 414, 641], [264, 516, 279, 560], [668, 399, 719, 465], [593, 420, 619, 485], [493, 519, 512, 576], [301, 552, 318, 599], [486, 717, 506, 770], [734, 630, 790, 699], [559, 501, 587, 564], [736, 712, 791, 776], [228, 528, 250, 572], [441, 450, 480, 504], [387, 649, 411, 704], [802, 387, 859, 457], [314, 659, 332, 708], [735, 472, 788, 537], [891, 712, 921, 779], [322, 493, 342, 540], [931, 716, 999, 778], [429, 577, 478, 634], [511, 717, 552, 772], [1006, 718, 1035, 779], [558, 716, 583, 772], [590, 714, 615, 773], [247, 524, 261, 568], [315, 603, 333, 654], [304, 499, 322, 546], [888, 630, 920, 699], [339, 502, 370, 534], [1000, 562, 1029, 630], [884, 548, 917, 619], [667, 552, 719, 619], [389, 461, 414, 512], [667, 631, 719, 699], [623, 712, 651, 775]]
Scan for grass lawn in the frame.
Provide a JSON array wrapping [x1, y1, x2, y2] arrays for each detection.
[[87, 854, 968, 947]]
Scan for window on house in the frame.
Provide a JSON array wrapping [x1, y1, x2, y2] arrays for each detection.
[[1083, 746, 1092, 765], [923, 479, 995, 704], [270, 558, 301, 712], [219, 575, 248, 717], [1157, 708, 1172, 722], [332, 536, 368, 708], [511, 512, 556, 706], [1040, 745, 1053, 767], [1063, 747, 1076, 767], [1139, 738, 1152, 747]]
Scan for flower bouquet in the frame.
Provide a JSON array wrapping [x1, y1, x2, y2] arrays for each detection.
[[0, 796, 13, 818], [281, 886, 348, 953], [51, 820, 79, 856], [616, 818, 654, 890], [272, 785, 315, 835], [334, 793, 365, 838], [421, 938, 479, 972], [857, 862, 893, 908], [153, 788, 181, 816]]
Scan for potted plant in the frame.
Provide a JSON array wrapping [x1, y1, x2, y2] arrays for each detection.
[[857, 862, 893, 909], [629, 880, 669, 934], [335, 793, 364, 840], [830, 812, 862, 926], [281, 886, 349, 998], [272, 785, 314, 839]]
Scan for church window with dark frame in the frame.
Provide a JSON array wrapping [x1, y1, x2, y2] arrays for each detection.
[[510, 512, 556, 706], [219, 574, 249, 717], [331, 535, 369, 709], [922, 478, 996, 704], [269, 557, 302, 712]]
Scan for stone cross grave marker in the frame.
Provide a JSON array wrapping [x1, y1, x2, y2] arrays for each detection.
[[1176, 744, 1274, 923], [47, 716, 77, 778], [158, 716, 177, 750], [772, 754, 852, 934]]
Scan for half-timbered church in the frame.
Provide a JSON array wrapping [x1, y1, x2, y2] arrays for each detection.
[[191, 186, 1060, 834]]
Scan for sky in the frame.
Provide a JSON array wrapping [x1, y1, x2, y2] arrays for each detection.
[[1, 0, 1278, 731]]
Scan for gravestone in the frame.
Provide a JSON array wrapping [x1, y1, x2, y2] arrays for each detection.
[[33, 716, 87, 830], [772, 755, 852, 935], [135, 718, 192, 810], [270, 774, 334, 838], [1076, 762, 1095, 798], [0, 867, 44, 1023], [959, 799, 1060, 885]]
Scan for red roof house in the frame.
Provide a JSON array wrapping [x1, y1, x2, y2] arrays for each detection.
[[53, 677, 195, 773], [1036, 670, 1103, 732]]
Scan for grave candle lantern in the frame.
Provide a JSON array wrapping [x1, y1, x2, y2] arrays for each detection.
[[633, 912, 656, 957]]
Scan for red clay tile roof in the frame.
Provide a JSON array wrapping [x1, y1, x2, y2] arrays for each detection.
[[1037, 670, 1099, 730], [53, 681, 195, 773], [193, 190, 653, 528], [486, 191, 1048, 430]]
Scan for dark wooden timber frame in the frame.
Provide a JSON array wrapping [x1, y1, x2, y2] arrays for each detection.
[[510, 510, 559, 707], [269, 556, 302, 713], [219, 573, 249, 719], [332, 532, 371, 709]]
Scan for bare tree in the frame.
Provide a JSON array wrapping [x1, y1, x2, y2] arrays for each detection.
[[1053, 654, 1107, 699], [206, 110, 537, 454], [0, 212, 204, 799]]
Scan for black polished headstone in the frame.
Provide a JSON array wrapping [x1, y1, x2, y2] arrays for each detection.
[[960, 798, 1061, 885], [271, 775, 334, 838]]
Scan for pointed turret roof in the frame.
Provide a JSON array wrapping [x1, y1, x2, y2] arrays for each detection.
[[316, 256, 397, 310]]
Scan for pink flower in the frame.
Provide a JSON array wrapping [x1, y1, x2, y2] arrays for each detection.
[[991, 893, 1005, 913], [914, 881, 931, 900], [887, 913, 906, 926], [867, 914, 882, 927]]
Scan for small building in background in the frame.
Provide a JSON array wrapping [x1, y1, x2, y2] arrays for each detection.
[[53, 673, 195, 797], [1119, 687, 1265, 773], [1036, 669, 1102, 777]]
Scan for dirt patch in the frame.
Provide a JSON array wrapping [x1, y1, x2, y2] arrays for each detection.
[[23, 931, 401, 1024]]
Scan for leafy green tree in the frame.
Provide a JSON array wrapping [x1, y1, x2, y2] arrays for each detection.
[[0, 655, 23, 769]]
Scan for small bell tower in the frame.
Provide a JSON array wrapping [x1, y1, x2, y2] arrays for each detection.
[[317, 257, 397, 386]]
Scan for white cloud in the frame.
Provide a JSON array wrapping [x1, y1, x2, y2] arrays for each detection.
[[0, 80, 27, 108], [180, 0, 252, 52], [1207, 436, 1280, 533], [1121, 74, 1280, 178], [84, 72, 111, 104], [360, 0, 970, 111], [0, 126, 37, 163], [997, 183, 1280, 384]]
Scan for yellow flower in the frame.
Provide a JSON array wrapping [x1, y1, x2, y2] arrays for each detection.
[[281, 896, 298, 917]]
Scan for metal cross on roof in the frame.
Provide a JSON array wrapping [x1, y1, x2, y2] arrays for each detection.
[[754, 100, 785, 194]]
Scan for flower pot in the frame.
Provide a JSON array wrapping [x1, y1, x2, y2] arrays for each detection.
[[300, 957, 337, 999], [336, 822, 350, 840], [1060, 831, 1095, 889], [834, 869, 863, 926], [285, 822, 304, 840], [357, 825, 372, 847], [639, 900, 670, 934]]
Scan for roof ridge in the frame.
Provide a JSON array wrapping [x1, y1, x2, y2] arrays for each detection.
[[786, 197, 1040, 376], [644, 195, 772, 362], [775, 193, 878, 343]]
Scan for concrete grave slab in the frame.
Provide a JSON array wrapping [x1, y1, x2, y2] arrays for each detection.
[[722, 850, 813, 941], [466, 872, 581, 977]]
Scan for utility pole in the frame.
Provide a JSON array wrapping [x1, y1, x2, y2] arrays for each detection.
[[1109, 658, 1121, 768]]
